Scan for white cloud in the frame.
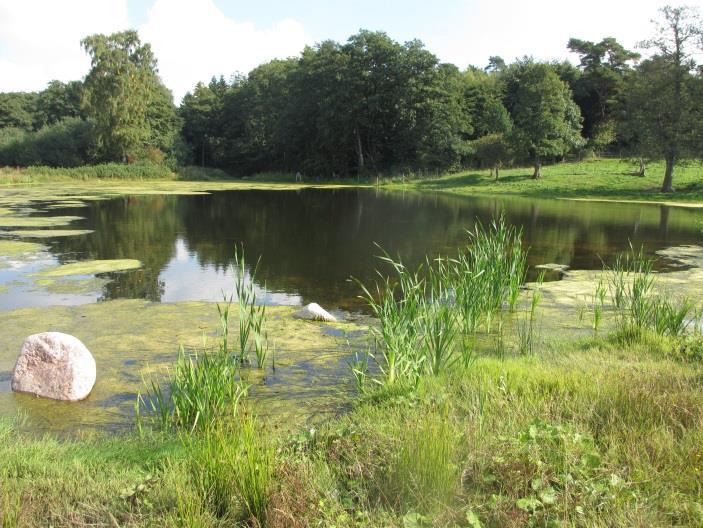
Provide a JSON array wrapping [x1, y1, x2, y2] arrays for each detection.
[[0, 0, 129, 92], [428, 0, 680, 69], [139, 0, 312, 102]]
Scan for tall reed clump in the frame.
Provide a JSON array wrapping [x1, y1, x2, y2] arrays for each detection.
[[517, 272, 544, 355], [357, 215, 528, 389], [138, 246, 273, 433], [233, 247, 270, 367], [607, 245, 698, 338], [139, 345, 247, 434]]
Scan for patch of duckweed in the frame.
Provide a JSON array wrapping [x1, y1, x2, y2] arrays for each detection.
[[35, 259, 143, 277], [0, 239, 45, 258], [0, 215, 84, 228], [3, 229, 94, 238], [34, 277, 109, 295], [0, 300, 364, 434], [45, 201, 89, 209]]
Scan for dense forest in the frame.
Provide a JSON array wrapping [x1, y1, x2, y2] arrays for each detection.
[[0, 5, 702, 191]]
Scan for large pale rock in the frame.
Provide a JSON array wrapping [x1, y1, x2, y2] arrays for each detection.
[[293, 303, 337, 322], [11, 332, 96, 401]]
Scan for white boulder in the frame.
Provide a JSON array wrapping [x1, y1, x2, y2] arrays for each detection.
[[11, 332, 96, 401], [293, 303, 337, 322]]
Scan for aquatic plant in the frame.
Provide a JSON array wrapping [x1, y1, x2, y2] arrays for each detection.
[[357, 251, 425, 387], [606, 245, 697, 338], [358, 216, 528, 388], [592, 276, 607, 332], [517, 272, 544, 355], [141, 345, 247, 433], [233, 246, 270, 367]]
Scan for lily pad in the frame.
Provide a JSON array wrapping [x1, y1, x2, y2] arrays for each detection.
[[36, 259, 143, 277]]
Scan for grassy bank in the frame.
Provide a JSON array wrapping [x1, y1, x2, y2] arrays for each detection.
[[2, 159, 702, 207], [382, 158, 703, 205], [0, 164, 234, 184], [3, 337, 703, 527]]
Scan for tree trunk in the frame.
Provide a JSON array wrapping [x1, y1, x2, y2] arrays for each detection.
[[661, 155, 675, 193], [494, 164, 500, 181], [201, 140, 206, 167], [354, 128, 364, 173], [532, 155, 541, 180], [636, 158, 646, 177]]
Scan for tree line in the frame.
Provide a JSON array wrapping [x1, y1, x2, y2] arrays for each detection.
[[0, 5, 701, 192]]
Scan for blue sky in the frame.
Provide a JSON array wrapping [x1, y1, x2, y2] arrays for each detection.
[[2, 0, 701, 100]]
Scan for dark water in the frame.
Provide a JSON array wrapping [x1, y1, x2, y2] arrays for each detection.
[[2, 189, 702, 312]]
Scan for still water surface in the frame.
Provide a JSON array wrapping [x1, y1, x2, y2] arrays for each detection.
[[1, 188, 701, 312]]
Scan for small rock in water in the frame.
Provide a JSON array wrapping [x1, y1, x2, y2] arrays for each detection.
[[293, 303, 337, 322], [11, 332, 96, 401], [535, 263, 570, 273]]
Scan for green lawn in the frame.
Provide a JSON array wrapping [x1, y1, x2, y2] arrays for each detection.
[[385, 158, 703, 205]]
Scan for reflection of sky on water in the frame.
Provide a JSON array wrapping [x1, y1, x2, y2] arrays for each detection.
[[0, 251, 101, 311], [160, 238, 302, 305]]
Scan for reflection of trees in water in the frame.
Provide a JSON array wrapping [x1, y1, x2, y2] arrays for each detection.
[[43, 191, 703, 308], [47, 196, 181, 301]]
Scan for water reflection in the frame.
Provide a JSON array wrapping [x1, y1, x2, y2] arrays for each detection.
[[15, 189, 703, 311]]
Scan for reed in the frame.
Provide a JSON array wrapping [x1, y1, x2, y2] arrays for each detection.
[[358, 215, 528, 388]]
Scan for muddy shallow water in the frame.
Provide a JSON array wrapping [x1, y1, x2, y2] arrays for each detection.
[[0, 186, 702, 434]]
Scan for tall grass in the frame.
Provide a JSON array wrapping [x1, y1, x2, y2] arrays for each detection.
[[357, 215, 528, 388], [140, 345, 247, 433], [607, 245, 697, 338], [185, 417, 273, 522], [233, 247, 270, 366], [517, 272, 544, 355]]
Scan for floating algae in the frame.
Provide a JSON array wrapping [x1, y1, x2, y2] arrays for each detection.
[[0, 215, 84, 228], [34, 277, 109, 295], [3, 229, 94, 238], [0, 240, 45, 258], [0, 300, 367, 434], [35, 259, 143, 277]]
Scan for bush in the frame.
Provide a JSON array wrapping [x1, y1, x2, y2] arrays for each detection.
[[19, 162, 174, 180], [0, 118, 95, 167]]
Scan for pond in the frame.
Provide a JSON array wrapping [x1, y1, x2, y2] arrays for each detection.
[[0, 187, 702, 434]]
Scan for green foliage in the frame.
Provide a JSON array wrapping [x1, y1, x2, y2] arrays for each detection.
[[81, 30, 177, 162], [469, 133, 511, 178], [358, 216, 526, 388], [505, 61, 584, 178], [471, 420, 631, 525], [0, 92, 37, 130], [568, 37, 639, 139], [0, 118, 95, 167], [622, 6, 703, 192], [14, 162, 173, 180]]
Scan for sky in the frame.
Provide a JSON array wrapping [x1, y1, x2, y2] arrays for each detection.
[[1, 0, 702, 102]]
